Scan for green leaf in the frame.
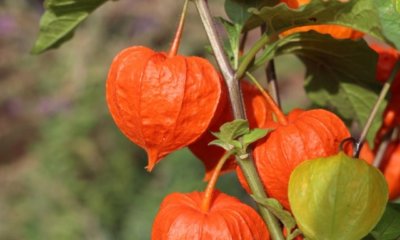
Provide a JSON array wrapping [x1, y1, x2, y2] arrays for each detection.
[[32, 0, 108, 54], [251, 195, 296, 230], [208, 139, 234, 151], [373, 0, 400, 50], [218, 17, 241, 67], [210, 119, 259, 153], [224, 0, 279, 25], [242, 128, 268, 149], [256, 32, 384, 145], [230, 140, 242, 149], [217, 119, 250, 142], [245, 0, 400, 49], [300, 34, 384, 145], [364, 203, 400, 240]]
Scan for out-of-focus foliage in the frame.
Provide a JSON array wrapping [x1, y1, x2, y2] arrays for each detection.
[[31, 0, 108, 54], [0, 0, 306, 239]]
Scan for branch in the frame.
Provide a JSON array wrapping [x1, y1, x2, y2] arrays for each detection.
[[193, 1, 284, 239]]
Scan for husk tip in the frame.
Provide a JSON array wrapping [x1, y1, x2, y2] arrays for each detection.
[[145, 149, 161, 172]]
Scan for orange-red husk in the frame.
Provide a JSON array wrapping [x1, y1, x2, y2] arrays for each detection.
[[151, 191, 270, 240], [237, 109, 350, 210], [106, 46, 223, 171], [379, 140, 400, 200], [370, 43, 400, 84]]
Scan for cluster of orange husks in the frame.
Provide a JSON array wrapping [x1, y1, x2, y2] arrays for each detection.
[[105, 0, 399, 239]]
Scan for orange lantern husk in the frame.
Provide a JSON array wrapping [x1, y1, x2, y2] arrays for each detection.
[[237, 109, 350, 210], [151, 191, 270, 240], [369, 43, 400, 84], [106, 0, 224, 171], [106, 47, 224, 171]]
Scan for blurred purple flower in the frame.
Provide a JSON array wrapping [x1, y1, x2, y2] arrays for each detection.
[[0, 15, 17, 38], [2, 99, 22, 117], [37, 97, 71, 116]]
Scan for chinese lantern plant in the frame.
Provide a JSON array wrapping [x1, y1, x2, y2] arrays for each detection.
[[31, 0, 400, 239]]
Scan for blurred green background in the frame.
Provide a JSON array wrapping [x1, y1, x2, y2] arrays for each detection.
[[0, 0, 306, 239]]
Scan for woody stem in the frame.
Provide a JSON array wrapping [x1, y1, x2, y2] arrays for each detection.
[[355, 60, 400, 158], [201, 151, 233, 212], [168, 0, 189, 57], [193, 1, 285, 240], [246, 72, 287, 125]]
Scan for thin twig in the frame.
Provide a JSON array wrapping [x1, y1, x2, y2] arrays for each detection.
[[261, 24, 281, 106], [168, 0, 189, 57], [201, 151, 233, 212], [373, 130, 392, 168], [374, 127, 400, 167], [266, 60, 281, 107], [355, 60, 400, 157], [239, 31, 248, 56], [246, 71, 287, 125], [237, 33, 270, 80]]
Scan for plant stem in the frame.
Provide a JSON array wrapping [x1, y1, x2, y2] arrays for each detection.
[[261, 24, 281, 106], [354, 60, 400, 157], [373, 130, 392, 168], [239, 31, 248, 56], [168, 0, 189, 57], [266, 60, 281, 106], [201, 151, 233, 212], [373, 127, 400, 167], [237, 33, 270, 79], [246, 72, 287, 125], [235, 31, 248, 70], [193, 1, 284, 239], [192, 0, 234, 81]]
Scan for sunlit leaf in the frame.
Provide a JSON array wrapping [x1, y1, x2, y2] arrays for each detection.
[[245, 0, 400, 49], [242, 128, 268, 149], [217, 119, 250, 141]]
